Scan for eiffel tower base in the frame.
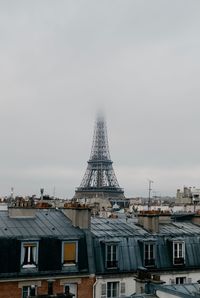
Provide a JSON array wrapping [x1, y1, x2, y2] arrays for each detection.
[[74, 188, 125, 200]]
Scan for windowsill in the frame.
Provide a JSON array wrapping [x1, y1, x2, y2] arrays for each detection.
[[21, 264, 38, 272], [63, 263, 76, 267], [22, 264, 37, 269], [62, 264, 78, 272]]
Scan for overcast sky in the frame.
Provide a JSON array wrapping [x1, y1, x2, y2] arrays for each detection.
[[1, 1, 200, 198]]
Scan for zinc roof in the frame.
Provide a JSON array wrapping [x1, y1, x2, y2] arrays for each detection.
[[91, 217, 200, 273], [159, 222, 200, 236], [0, 209, 84, 239], [154, 283, 200, 298], [91, 217, 149, 238]]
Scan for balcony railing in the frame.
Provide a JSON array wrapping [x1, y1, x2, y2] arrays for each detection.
[[144, 258, 155, 267], [173, 257, 185, 265], [106, 260, 118, 269]]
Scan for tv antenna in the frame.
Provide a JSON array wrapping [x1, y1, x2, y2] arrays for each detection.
[[148, 179, 154, 210]]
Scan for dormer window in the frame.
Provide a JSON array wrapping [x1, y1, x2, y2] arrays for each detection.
[[62, 241, 77, 266], [173, 241, 185, 265], [144, 242, 156, 267], [21, 242, 38, 269], [106, 243, 118, 269]]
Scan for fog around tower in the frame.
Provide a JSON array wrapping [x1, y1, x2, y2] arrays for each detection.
[[0, 1, 200, 198]]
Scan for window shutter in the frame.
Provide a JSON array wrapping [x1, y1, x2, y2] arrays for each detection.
[[78, 237, 88, 270], [101, 283, 106, 298], [38, 238, 61, 271], [121, 282, 125, 294], [64, 243, 76, 263], [171, 279, 175, 284]]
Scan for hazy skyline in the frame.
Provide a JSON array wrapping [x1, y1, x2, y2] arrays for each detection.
[[1, 1, 200, 198]]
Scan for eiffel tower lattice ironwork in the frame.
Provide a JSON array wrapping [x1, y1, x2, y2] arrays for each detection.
[[75, 115, 124, 199]]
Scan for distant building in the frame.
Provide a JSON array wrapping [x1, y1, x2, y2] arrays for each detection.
[[175, 186, 200, 205]]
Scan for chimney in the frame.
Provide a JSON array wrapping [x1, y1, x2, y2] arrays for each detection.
[[62, 204, 91, 229], [135, 270, 164, 295], [138, 212, 159, 233], [138, 211, 172, 233], [135, 270, 151, 294], [192, 214, 200, 225], [8, 197, 36, 218]]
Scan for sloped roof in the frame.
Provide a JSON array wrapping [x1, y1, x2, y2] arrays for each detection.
[[0, 209, 84, 239], [91, 218, 149, 238], [159, 222, 200, 235], [152, 283, 200, 297], [91, 217, 200, 273]]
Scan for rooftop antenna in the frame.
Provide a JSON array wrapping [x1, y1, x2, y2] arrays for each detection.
[[10, 187, 14, 199], [53, 186, 57, 209], [148, 179, 154, 211], [40, 188, 44, 200]]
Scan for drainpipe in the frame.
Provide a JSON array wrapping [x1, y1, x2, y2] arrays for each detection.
[[93, 278, 98, 298]]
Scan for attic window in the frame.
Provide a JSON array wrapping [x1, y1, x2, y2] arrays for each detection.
[[144, 242, 156, 267], [173, 241, 185, 265], [62, 241, 77, 266], [21, 242, 38, 269], [106, 243, 118, 269]]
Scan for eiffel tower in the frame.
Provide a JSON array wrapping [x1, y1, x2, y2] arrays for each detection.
[[75, 114, 124, 199]]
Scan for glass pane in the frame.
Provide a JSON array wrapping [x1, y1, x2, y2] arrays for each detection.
[[112, 246, 116, 259], [23, 247, 29, 265], [107, 283, 111, 297], [150, 244, 154, 259], [179, 244, 183, 257], [107, 282, 118, 298], [23, 243, 36, 265], [113, 282, 117, 297], [107, 246, 111, 261], [174, 243, 178, 257], [22, 286, 29, 298], [64, 243, 76, 264], [144, 244, 148, 259]]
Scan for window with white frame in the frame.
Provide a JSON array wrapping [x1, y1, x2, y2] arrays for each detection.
[[64, 284, 77, 298], [173, 241, 185, 265], [101, 282, 121, 298], [106, 244, 118, 269], [107, 282, 119, 298], [22, 285, 36, 298], [62, 241, 77, 266], [144, 242, 155, 267], [21, 242, 38, 269]]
